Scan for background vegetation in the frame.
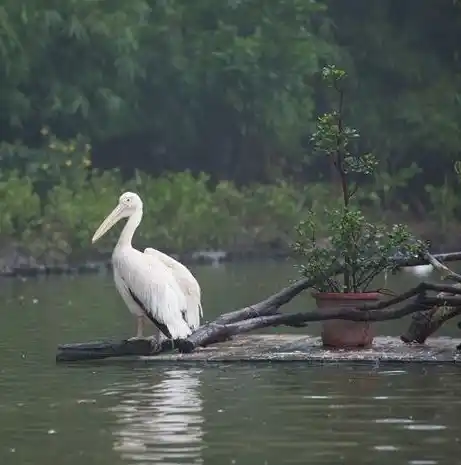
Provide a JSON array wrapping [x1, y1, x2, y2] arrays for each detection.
[[1, 0, 461, 262]]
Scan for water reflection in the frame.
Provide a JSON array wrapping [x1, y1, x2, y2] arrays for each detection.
[[106, 369, 204, 464]]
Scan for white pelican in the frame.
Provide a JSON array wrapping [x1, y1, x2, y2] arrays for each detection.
[[91, 192, 200, 343]]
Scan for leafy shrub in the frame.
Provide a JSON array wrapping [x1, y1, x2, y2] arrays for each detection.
[[0, 171, 40, 238], [293, 65, 426, 293]]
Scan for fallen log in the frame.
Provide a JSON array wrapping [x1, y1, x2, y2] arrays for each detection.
[[401, 306, 461, 344], [56, 338, 166, 362], [56, 251, 461, 363]]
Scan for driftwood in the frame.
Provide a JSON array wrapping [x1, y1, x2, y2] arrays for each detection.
[[400, 253, 461, 344], [56, 251, 461, 362]]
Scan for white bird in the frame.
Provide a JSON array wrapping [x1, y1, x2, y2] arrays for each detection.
[[402, 264, 434, 278], [91, 192, 201, 343]]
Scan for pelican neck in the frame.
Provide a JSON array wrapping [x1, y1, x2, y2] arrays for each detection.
[[117, 207, 143, 248]]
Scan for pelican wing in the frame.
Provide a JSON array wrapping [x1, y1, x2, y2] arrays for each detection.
[[114, 250, 192, 340], [144, 248, 203, 329]]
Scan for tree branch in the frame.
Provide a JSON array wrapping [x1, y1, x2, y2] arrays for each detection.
[[401, 254, 461, 343], [425, 252, 461, 283], [393, 251, 461, 269]]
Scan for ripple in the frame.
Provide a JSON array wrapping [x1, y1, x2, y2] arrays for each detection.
[[373, 445, 400, 451], [378, 370, 408, 376], [328, 403, 376, 409], [408, 461, 438, 465], [375, 418, 414, 424], [404, 425, 447, 431]]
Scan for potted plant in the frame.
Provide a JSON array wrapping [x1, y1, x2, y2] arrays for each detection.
[[293, 65, 425, 349]]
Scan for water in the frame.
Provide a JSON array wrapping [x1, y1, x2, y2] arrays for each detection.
[[0, 260, 460, 464]]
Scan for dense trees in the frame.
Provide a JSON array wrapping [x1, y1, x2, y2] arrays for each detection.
[[1, 0, 459, 184], [1, 0, 461, 258]]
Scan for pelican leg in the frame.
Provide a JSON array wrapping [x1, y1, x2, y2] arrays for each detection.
[[143, 327, 170, 352], [147, 326, 162, 342], [136, 316, 144, 338], [128, 316, 145, 341]]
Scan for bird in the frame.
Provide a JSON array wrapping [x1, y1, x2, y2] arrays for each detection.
[[402, 264, 433, 278], [143, 247, 203, 330], [91, 192, 201, 344]]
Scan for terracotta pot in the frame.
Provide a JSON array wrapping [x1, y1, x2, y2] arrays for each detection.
[[312, 292, 382, 349]]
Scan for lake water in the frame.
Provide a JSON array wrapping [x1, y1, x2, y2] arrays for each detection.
[[0, 259, 460, 464]]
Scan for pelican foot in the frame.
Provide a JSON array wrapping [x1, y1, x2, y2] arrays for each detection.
[[144, 335, 165, 353], [126, 336, 146, 343], [142, 334, 163, 345], [125, 336, 162, 353]]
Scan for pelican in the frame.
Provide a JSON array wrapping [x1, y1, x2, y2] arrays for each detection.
[[91, 192, 201, 343]]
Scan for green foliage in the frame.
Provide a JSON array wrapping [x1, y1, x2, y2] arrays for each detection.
[[43, 169, 124, 252], [0, 132, 322, 260], [0, 0, 332, 175], [0, 131, 457, 264], [0, 171, 40, 237], [293, 66, 426, 293], [125, 170, 219, 251], [294, 208, 425, 292], [0, 0, 149, 134], [0, 0, 460, 195], [425, 177, 460, 232], [357, 162, 422, 212], [0, 0, 460, 189], [327, 1, 461, 172], [2, 0, 461, 267]]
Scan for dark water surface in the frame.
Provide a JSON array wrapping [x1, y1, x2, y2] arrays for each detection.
[[0, 260, 460, 464]]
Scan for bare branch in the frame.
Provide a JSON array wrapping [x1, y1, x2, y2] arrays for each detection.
[[425, 252, 461, 283]]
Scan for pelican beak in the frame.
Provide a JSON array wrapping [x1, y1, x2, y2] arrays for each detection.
[[92, 204, 125, 243]]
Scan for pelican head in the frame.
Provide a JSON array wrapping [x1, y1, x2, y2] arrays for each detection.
[[92, 192, 143, 243]]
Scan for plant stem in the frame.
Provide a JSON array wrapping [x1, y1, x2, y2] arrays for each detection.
[[335, 88, 349, 209], [359, 264, 386, 291], [334, 84, 351, 292]]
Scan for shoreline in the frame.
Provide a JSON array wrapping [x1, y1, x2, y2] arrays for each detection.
[[1, 219, 460, 278], [1, 243, 460, 279]]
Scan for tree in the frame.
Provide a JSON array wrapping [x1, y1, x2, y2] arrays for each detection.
[[0, 0, 149, 139]]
